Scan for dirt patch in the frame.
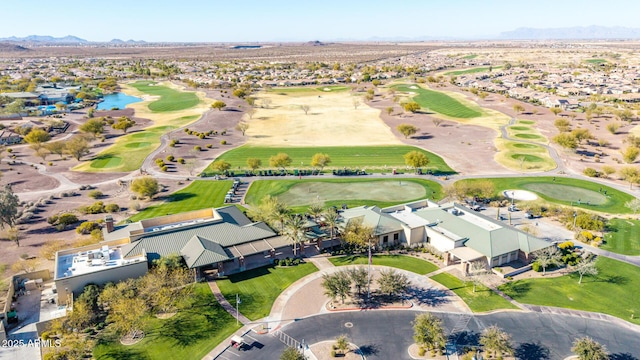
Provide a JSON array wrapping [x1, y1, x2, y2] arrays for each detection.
[[120, 331, 145, 346], [246, 91, 400, 146]]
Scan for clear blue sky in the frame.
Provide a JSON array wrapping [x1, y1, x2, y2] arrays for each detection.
[[2, 0, 639, 42]]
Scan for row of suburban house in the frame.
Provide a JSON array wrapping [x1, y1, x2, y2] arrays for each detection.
[[53, 199, 554, 305]]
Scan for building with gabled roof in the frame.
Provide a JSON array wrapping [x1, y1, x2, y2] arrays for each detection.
[[340, 199, 554, 271], [55, 206, 303, 304]]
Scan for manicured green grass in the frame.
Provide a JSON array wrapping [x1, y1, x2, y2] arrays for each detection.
[[603, 218, 640, 255], [454, 177, 635, 214], [430, 272, 518, 312], [499, 257, 640, 324], [461, 54, 478, 60], [130, 81, 200, 112], [76, 115, 200, 172], [511, 143, 539, 149], [514, 133, 543, 139], [128, 180, 232, 222], [202, 145, 455, 176], [585, 59, 607, 65], [509, 126, 531, 131], [217, 263, 319, 321], [393, 84, 482, 118], [329, 255, 438, 275], [510, 154, 545, 162], [444, 66, 502, 76], [93, 283, 240, 360], [519, 120, 535, 125], [245, 178, 444, 212]]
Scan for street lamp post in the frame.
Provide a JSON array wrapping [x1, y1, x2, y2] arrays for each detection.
[[367, 236, 372, 301], [236, 293, 241, 325], [573, 212, 578, 229]]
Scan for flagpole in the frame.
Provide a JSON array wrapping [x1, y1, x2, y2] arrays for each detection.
[[367, 237, 371, 301], [236, 293, 239, 325]]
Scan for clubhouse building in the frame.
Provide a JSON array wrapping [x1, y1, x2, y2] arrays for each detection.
[[340, 199, 554, 271], [54, 199, 553, 303]]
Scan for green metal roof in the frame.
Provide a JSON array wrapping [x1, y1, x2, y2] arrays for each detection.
[[180, 235, 231, 268], [340, 206, 404, 235]]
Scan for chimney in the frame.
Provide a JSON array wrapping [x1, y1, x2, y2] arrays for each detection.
[[105, 215, 114, 233]]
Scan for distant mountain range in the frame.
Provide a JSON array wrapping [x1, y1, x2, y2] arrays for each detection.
[[499, 26, 640, 40], [4, 27, 640, 44], [0, 35, 145, 44]]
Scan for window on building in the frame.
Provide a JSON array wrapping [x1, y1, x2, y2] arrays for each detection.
[[393, 233, 399, 241], [383, 235, 389, 243]]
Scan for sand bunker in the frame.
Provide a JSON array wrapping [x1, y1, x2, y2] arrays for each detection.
[[503, 189, 538, 201]]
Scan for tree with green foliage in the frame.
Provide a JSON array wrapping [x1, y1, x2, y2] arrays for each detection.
[[348, 267, 368, 295], [622, 146, 639, 164], [111, 116, 136, 133], [480, 325, 514, 358], [404, 150, 429, 173], [403, 101, 421, 113], [100, 279, 147, 341], [571, 336, 608, 360], [385, 106, 394, 115], [0, 185, 19, 245], [617, 109, 635, 124], [233, 88, 247, 98], [212, 160, 231, 173], [130, 176, 159, 199], [140, 255, 193, 314], [412, 313, 446, 354], [24, 128, 51, 150], [571, 128, 593, 144], [79, 118, 104, 138], [211, 100, 226, 111], [323, 207, 340, 250], [284, 214, 306, 257], [606, 122, 620, 134], [553, 133, 578, 150], [269, 152, 292, 171], [310, 153, 331, 171], [64, 136, 91, 161], [397, 123, 419, 138], [550, 107, 562, 116], [280, 347, 305, 360], [322, 271, 351, 304], [246, 157, 262, 171], [554, 118, 571, 132], [377, 269, 409, 298], [619, 166, 640, 189], [45, 141, 66, 159], [513, 104, 525, 114]]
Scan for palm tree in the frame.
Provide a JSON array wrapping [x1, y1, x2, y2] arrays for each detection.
[[572, 336, 608, 360], [308, 202, 324, 223], [480, 325, 514, 358], [284, 214, 306, 257], [412, 313, 446, 353], [323, 208, 340, 250], [269, 202, 291, 235]]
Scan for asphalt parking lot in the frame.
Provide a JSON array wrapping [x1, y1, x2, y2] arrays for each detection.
[[215, 310, 640, 360]]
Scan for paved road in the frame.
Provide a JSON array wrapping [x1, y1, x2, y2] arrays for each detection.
[[216, 311, 640, 360]]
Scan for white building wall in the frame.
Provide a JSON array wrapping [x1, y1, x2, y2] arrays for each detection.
[[425, 229, 456, 252]]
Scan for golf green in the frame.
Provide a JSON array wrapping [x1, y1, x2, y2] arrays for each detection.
[[522, 183, 607, 205], [510, 154, 544, 162], [130, 81, 200, 112], [514, 133, 542, 140], [277, 180, 427, 206], [510, 126, 531, 131], [512, 143, 539, 149]]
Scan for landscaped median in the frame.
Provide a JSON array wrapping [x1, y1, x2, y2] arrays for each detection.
[[216, 262, 319, 321], [498, 257, 640, 325]]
